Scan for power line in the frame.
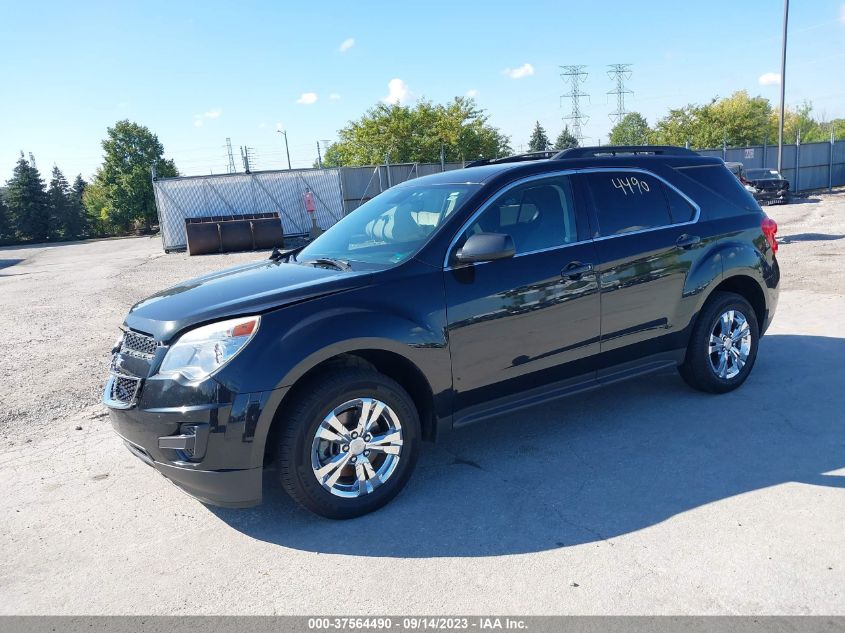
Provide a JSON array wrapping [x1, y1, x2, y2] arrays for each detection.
[[607, 63, 633, 123], [560, 65, 590, 143]]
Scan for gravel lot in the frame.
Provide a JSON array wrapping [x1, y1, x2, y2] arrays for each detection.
[[1, 193, 844, 615]]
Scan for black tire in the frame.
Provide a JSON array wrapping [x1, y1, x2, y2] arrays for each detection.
[[678, 291, 760, 394], [276, 367, 421, 519]]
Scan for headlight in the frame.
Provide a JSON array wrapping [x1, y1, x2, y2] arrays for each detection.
[[744, 184, 757, 192], [158, 316, 260, 381]]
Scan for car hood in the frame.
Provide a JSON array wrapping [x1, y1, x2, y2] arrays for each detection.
[[124, 259, 371, 341]]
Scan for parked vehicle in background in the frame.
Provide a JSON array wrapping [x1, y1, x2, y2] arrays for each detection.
[[744, 168, 790, 205], [725, 161, 748, 184], [103, 145, 780, 519]]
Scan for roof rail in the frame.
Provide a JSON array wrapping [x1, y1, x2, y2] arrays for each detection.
[[552, 145, 697, 159], [466, 150, 557, 168]]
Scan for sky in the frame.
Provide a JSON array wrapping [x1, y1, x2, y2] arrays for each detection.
[[1, 0, 844, 181]]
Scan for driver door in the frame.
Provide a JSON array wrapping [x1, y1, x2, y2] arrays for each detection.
[[444, 174, 601, 420]]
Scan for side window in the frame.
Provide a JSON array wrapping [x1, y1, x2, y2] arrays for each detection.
[[662, 183, 696, 223], [460, 176, 578, 255], [585, 171, 672, 237]]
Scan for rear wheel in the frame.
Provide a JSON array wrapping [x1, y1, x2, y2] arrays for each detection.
[[678, 291, 760, 393], [276, 367, 420, 519]]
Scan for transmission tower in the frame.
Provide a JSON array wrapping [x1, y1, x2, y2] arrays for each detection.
[[607, 64, 633, 123], [225, 138, 237, 173], [560, 65, 590, 143]]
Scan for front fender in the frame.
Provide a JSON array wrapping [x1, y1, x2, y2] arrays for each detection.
[[210, 266, 451, 460]]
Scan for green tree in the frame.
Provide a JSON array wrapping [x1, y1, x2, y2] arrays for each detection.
[[609, 112, 652, 145], [67, 175, 89, 237], [0, 192, 12, 241], [5, 153, 49, 242], [322, 97, 510, 166], [553, 126, 578, 150], [527, 121, 551, 152], [82, 172, 111, 237], [47, 166, 72, 239], [88, 120, 178, 231], [652, 104, 700, 147], [653, 91, 773, 148]]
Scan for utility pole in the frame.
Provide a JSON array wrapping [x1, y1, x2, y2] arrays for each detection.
[[607, 64, 633, 124], [777, 0, 789, 175], [277, 128, 292, 169], [316, 141, 323, 169], [560, 65, 590, 144], [225, 138, 236, 173], [240, 146, 252, 173]]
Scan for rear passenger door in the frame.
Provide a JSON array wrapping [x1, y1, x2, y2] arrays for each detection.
[[579, 169, 700, 363]]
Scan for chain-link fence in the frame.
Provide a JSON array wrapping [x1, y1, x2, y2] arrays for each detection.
[[153, 168, 345, 252], [152, 162, 464, 252]]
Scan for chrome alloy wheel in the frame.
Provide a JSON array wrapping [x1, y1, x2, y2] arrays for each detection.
[[708, 309, 752, 380], [311, 398, 404, 498]]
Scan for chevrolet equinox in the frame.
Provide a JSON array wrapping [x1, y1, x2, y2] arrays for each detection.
[[104, 145, 780, 518]]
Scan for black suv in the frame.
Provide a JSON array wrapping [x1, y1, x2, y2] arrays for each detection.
[[104, 146, 780, 519]]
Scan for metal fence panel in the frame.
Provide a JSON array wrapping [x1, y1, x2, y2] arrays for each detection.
[[339, 162, 464, 213], [696, 141, 845, 193], [153, 168, 345, 251]]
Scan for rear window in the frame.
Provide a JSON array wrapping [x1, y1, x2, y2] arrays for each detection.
[[584, 171, 672, 237], [678, 165, 758, 211]]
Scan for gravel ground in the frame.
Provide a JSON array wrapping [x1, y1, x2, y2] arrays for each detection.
[[0, 193, 843, 615]]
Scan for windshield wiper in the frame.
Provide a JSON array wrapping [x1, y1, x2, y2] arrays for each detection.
[[298, 257, 352, 271], [269, 246, 304, 262]]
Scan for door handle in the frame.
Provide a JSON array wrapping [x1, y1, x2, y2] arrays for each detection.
[[562, 261, 594, 280], [675, 234, 701, 249]]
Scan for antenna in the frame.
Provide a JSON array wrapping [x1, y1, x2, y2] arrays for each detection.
[[226, 138, 237, 173], [560, 65, 590, 143], [607, 64, 633, 123]]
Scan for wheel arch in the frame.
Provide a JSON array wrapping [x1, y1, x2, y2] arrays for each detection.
[[708, 273, 767, 328], [262, 345, 441, 465]]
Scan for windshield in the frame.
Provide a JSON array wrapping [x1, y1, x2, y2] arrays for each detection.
[[746, 169, 783, 179], [296, 182, 479, 267]]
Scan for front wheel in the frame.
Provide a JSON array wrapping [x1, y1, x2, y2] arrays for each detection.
[[678, 291, 760, 394], [276, 367, 421, 519]]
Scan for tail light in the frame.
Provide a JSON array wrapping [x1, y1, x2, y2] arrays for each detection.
[[762, 216, 778, 254]]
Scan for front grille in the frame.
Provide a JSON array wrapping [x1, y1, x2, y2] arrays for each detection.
[[120, 330, 159, 358], [111, 374, 141, 404]]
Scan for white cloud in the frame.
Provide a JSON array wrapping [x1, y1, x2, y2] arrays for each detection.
[[382, 78, 412, 104], [329, 93, 341, 100], [193, 108, 222, 127], [296, 92, 318, 105], [758, 72, 781, 86], [503, 63, 534, 79], [339, 37, 355, 53], [465, 89, 480, 98]]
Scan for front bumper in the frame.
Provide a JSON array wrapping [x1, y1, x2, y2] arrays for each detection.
[[753, 190, 789, 204], [104, 373, 285, 508]]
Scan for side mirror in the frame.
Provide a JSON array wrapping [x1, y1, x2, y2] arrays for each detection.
[[455, 232, 516, 264]]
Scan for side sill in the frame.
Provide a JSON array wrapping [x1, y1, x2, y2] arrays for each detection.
[[452, 350, 685, 430]]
